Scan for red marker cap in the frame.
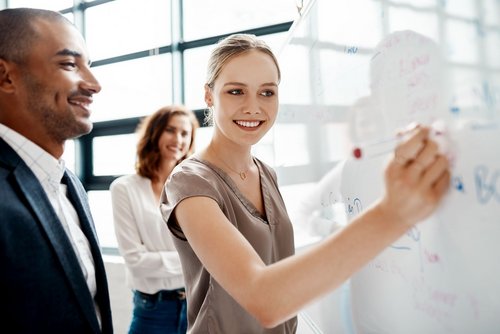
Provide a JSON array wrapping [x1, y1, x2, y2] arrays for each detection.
[[353, 147, 362, 159]]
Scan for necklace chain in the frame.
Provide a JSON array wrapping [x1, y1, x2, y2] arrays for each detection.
[[209, 146, 252, 181]]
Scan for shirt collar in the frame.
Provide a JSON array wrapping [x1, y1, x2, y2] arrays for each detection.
[[0, 123, 65, 191]]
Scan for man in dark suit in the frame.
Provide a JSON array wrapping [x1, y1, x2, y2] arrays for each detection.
[[0, 8, 113, 333]]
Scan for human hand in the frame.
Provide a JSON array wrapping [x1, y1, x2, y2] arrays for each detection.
[[378, 125, 451, 226]]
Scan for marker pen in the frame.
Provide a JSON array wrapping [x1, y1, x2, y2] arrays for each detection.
[[352, 124, 446, 160]]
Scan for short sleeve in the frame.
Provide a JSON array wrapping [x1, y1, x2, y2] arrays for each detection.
[[160, 165, 224, 240]]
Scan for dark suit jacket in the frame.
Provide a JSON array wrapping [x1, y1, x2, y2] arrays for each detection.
[[0, 138, 113, 333]]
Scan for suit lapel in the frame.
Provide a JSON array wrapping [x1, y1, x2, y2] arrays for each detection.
[[0, 139, 103, 333], [11, 158, 85, 287], [63, 171, 113, 333], [63, 172, 98, 241]]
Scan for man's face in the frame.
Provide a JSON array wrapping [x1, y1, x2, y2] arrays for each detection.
[[18, 18, 101, 143]]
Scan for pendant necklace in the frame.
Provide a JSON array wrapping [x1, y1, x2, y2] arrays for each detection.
[[210, 146, 252, 181]]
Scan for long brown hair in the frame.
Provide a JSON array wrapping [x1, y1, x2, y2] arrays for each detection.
[[135, 105, 199, 181]]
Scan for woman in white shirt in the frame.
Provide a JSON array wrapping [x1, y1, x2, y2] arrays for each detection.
[[110, 105, 199, 334]]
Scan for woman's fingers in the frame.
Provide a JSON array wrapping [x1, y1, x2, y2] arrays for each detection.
[[393, 126, 429, 167], [415, 140, 438, 169], [432, 169, 451, 199], [406, 139, 439, 180], [383, 124, 451, 226], [421, 155, 450, 189]]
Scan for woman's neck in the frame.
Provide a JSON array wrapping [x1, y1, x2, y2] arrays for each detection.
[[207, 138, 253, 169], [204, 139, 255, 182]]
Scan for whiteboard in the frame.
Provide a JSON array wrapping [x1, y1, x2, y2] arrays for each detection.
[[274, 0, 500, 333], [341, 122, 500, 333]]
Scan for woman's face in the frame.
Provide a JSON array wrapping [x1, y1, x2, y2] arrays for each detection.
[[206, 50, 279, 147], [158, 114, 193, 162]]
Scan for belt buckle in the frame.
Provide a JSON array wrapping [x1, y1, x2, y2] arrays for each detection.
[[177, 290, 186, 300]]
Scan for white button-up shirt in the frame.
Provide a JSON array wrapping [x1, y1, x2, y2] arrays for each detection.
[[0, 123, 100, 325]]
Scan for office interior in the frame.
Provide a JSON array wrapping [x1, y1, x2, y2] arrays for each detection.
[[2, 0, 499, 333]]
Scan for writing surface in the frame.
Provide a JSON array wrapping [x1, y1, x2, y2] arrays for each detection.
[[274, 0, 500, 332], [341, 122, 500, 333]]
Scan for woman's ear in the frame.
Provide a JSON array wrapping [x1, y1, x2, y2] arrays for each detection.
[[204, 84, 213, 107]]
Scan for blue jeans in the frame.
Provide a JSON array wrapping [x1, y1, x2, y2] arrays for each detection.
[[128, 290, 187, 334]]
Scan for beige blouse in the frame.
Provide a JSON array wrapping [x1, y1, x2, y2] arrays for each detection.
[[160, 157, 298, 333]]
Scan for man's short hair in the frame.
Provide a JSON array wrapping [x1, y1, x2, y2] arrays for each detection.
[[0, 8, 71, 63]]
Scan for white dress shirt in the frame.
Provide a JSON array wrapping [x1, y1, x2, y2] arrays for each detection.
[[110, 174, 184, 294], [0, 123, 100, 324]]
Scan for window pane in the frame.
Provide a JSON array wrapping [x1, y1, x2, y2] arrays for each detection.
[[183, 45, 210, 110], [445, 20, 479, 64], [88, 190, 117, 248], [8, 0, 72, 10], [448, 68, 486, 118], [91, 54, 172, 122], [443, 0, 477, 18], [279, 45, 311, 105], [318, 50, 371, 106], [93, 134, 138, 176], [252, 126, 276, 166], [183, 0, 297, 41], [194, 125, 213, 151], [324, 123, 351, 161], [388, 7, 439, 41], [85, 0, 171, 60], [484, 0, 500, 26], [487, 75, 500, 117], [278, 44, 371, 106], [485, 31, 500, 69], [262, 32, 289, 55], [273, 124, 309, 167], [317, 0, 383, 48]]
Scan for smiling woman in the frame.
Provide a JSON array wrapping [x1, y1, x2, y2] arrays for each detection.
[[159, 33, 450, 333], [110, 105, 199, 334]]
